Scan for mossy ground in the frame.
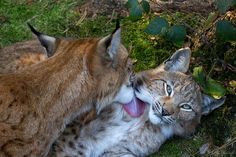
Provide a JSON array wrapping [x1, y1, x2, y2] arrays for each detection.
[[0, 0, 235, 156]]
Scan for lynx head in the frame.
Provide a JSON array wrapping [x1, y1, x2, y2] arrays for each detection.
[[90, 23, 135, 110], [28, 22, 134, 112], [134, 48, 225, 134]]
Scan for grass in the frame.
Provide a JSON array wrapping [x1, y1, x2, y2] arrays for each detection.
[[0, 0, 235, 156], [0, 0, 78, 47]]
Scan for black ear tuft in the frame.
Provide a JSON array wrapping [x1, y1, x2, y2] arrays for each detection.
[[27, 23, 56, 57], [112, 19, 120, 34], [27, 23, 41, 37], [104, 19, 121, 49], [98, 20, 121, 68]]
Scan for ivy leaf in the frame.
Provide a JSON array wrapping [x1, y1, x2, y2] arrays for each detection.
[[166, 25, 186, 46], [141, 0, 150, 13], [232, 0, 236, 7], [216, 20, 236, 42], [127, 0, 139, 8], [129, 4, 143, 21], [205, 78, 226, 98], [193, 66, 226, 98], [193, 66, 207, 88], [216, 0, 236, 13], [144, 17, 169, 35]]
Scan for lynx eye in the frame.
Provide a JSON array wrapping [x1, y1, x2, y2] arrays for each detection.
[[164, 83, 172, 96], [180, 103, 192, 112]]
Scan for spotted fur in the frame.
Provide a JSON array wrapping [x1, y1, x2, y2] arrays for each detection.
[[0, 39, 47, 74], [52, 48, 225, 157]]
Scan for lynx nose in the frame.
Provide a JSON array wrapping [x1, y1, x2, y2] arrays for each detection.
[[162, 108, 171, 116]]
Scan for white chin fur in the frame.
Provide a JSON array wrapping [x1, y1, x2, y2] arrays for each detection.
[[114, 84, 134, 104], [149, 109, 162, 124]]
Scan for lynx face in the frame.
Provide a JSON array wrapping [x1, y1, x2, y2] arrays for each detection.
[[135, 69, 202, 125], [135, 48, 225, 126]]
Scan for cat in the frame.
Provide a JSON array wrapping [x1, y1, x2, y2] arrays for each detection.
[[0, 23, 135, 157], [52, 47, 225, 157]]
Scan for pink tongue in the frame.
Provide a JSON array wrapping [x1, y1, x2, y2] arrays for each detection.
[[123, 97, 146, 118]]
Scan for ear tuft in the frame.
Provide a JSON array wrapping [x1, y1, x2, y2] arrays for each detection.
[[108, 28, 121, 59], [164, 47, 191, 73], [112, 19, 120, 34], [201, 94, 226, 116], [27, 23, 56, 57], [27, 23, 41, 37], [98, 26, 121, 62]]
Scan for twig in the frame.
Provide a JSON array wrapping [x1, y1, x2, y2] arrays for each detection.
[[207, 137, 236, 156], [218, 59, 236, 73], [75, 9, 87, 26], [105, 10, 116, 25], [26, 14, 42, 23], [207, 59, 217, 78]]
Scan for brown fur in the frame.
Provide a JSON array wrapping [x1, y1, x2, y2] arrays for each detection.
[[0, 32, 132, 157]]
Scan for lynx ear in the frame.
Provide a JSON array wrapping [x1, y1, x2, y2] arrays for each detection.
[[98, 20, 121, 67], [163, 47, 191, 73], [27, 23, 56, 57], [201, 94, 226, 116]]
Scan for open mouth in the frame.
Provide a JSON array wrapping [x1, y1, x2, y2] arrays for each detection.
[[123, 96, 146, 118]]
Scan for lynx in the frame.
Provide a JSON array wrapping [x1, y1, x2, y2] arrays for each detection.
[[52, 48, 225, 157], [0, 23, 135, 157]]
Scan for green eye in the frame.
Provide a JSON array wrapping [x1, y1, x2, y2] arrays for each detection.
[[165, 83, 172, 96], [180, 104, 192, 112]]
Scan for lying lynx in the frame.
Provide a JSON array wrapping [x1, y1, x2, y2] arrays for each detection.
[[53, 48, 225, 157], [0, 39, 47, 74], [0, 24, 57, 74], [0, 23, 135, 157]]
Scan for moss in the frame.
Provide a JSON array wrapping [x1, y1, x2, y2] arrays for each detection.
[[150, 136, 204, 157]]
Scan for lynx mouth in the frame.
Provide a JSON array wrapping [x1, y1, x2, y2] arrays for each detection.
[[123, 96, 146, 118]]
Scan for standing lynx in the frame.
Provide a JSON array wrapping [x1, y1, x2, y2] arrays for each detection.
[[0, 23, 135, 157], [52, 48, 225, 157]]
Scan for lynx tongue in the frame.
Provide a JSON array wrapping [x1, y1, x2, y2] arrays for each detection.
[[123, 97, 146, 118]]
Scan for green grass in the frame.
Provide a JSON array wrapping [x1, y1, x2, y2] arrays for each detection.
[[0, 0, 78, 47], [151, 136, 204, 157], [0, 0, 235, 156]]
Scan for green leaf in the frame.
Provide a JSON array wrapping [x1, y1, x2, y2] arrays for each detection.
[[205, 12, 218, 29], [141, 0, 150, 13], [216, 0, 236, 13], [144, 17, 169, 35], [193, 66, 226, 98], [216, 20, 236, 42], [234, 0, 236, 6], [193, 66, 207, 88], [129, 4, 143, 21], [127, 0, 139, 8], [166, 25, 186, 46], [205, 78, 226, 98]]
